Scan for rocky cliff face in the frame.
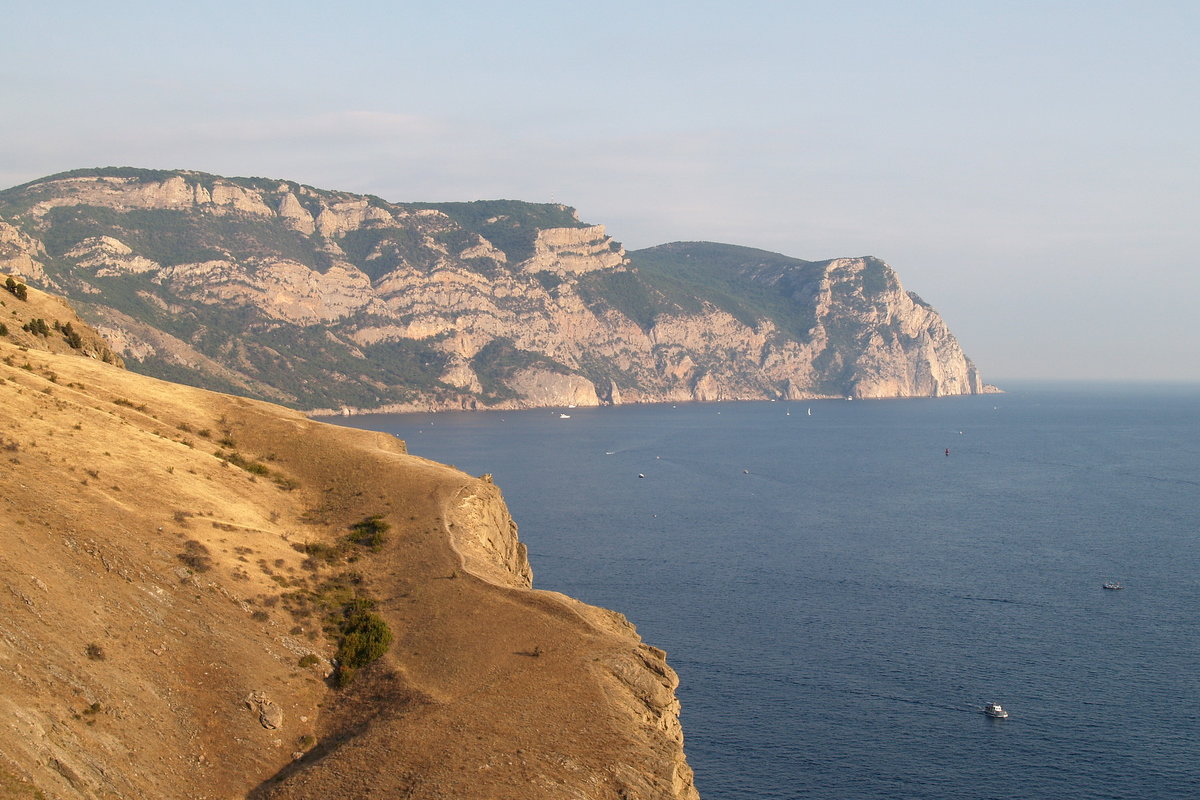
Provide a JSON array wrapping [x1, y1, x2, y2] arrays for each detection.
[[0, 168, 987, 412], [0, 282, 698, 799]]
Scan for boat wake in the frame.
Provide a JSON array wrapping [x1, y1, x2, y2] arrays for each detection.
[[953, 594, 1020, 605]]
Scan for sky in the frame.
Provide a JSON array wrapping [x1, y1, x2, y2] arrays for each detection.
[[3, 0, 1197, 382]]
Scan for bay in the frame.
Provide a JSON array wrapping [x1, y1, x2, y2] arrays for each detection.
[[326, 383, 1200, 799]]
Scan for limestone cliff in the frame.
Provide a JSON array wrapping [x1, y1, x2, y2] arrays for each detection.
[[0, 282, 697, 799], [0, 168, 988, 412]]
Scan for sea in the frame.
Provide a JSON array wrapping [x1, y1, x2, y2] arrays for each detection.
[[325, 383, 1200, 800]]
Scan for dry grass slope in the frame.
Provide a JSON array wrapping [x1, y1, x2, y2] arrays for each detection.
[[0, 279, 696, 800]]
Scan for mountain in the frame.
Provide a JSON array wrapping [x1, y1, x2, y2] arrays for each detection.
[[0, 168, 986, 413], [0, 275, 696, 799]]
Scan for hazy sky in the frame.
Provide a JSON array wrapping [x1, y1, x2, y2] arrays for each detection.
[[4, 1, 1197, 381]]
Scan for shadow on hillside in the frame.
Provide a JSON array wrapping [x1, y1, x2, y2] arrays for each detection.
[[247, 665, 432, 798]]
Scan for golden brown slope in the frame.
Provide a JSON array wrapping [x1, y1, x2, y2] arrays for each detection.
[[0, 288, 696, 799], [1, 273, 122, 366]]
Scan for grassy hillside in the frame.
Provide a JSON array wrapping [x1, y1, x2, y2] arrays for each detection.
[[0, 286, 696, 799], [629, 241, 825, 341]]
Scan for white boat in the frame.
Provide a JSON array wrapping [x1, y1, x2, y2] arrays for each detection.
[[983, 702, 1008, 719], [1103, 582, 1123, 590], [559, 413, 571, 419]]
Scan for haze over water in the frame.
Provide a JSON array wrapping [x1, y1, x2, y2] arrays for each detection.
[[329, 384, 1200, 799]]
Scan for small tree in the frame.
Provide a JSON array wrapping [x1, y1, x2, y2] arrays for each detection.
[[4, 277, 27, 301], [61, 321, 83, 349], [34, 318, 48, 336], [22, 318, 51, 337]]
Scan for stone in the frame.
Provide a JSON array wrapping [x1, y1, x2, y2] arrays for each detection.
[[244, 691, 284, 730]]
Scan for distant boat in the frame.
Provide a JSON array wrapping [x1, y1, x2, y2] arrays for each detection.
[[807, 408, 812, 416], [983, 702, 1009, 719], [559, 414, 571, 419], [1103, 582, 1124, 590], [638, 473, 645, 479]]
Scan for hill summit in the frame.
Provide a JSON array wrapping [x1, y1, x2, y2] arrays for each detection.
[[0, 168, 985, 412]]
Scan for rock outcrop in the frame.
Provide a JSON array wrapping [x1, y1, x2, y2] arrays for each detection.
[[0, 168, 988, 412], [522, 224, 625, 275]]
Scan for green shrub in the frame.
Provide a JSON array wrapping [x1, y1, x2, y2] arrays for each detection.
[[332, 604, 393, 687], [4, 277, 27, 301], [22, 318, 50, 337], [61, 321, 83, 349], [337, 609, 392, 668], [222, 450, 270, 475], [297, 539, 350, 565], [348, 514, 390, 550]]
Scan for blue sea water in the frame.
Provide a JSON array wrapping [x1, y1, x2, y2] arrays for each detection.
[[327, 384, 1200, 799]]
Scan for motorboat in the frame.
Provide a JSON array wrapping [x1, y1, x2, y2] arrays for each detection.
[[983, 702, 1008, 719], [1102, 582, 1123, 590]]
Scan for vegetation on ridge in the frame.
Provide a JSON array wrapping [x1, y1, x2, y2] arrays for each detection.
[[628, 242, 825, 342], [0, 168, 981, 409], [413, 199, 588, 263]]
